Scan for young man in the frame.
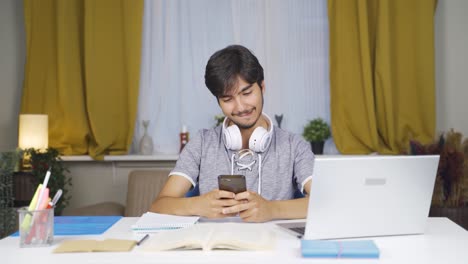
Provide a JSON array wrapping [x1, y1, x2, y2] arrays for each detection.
[[150, 45, 314, 222]]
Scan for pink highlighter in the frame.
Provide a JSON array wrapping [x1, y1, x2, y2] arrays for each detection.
[[25, 188, 50, 244]]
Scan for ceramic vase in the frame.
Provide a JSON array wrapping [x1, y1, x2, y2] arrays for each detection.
[[139, 120, 154, 155]]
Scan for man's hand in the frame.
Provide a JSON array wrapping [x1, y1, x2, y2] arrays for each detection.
[[193, 189, 241, 219], [221, 191, 273, 222]]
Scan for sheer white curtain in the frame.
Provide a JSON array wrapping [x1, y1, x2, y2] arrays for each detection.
[[133, 0, 334, 154]]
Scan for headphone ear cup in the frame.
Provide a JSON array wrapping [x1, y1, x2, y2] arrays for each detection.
[[224, 125, 242, 151], [249, 126, 271, 152]]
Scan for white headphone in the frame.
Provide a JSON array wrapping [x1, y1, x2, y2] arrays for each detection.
[[222, 113, 274, 152]]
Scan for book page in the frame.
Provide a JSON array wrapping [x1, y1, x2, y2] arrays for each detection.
[[207, 223, 275, 250], [142, 223, 275, 251], [142, 224, 209, 251]]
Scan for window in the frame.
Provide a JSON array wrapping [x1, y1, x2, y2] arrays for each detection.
[[132, 0, 330, 154]]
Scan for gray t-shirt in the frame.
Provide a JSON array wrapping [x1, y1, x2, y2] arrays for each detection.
[[171, 125, 315, 200]]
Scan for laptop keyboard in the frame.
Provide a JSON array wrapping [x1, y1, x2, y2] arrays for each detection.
[[290, 227, 305, 235]]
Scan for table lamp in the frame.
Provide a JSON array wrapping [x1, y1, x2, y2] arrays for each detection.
[[18, 114, 48, 170], [14, 114, 49, 206], [18, 114, 48, 150]]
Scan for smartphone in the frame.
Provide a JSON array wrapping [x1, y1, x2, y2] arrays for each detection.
[[218, 175, 246, 194]]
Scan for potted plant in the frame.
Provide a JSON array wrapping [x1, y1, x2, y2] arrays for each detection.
[[302, 118, 331, 154], [25, 148, 72, 216], [407, 129, 468, 230], [0, 151, 21, 238]]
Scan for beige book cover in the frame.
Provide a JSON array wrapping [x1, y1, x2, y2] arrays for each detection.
[[53, 239, 136, 253], [142, 223, 275, 251]]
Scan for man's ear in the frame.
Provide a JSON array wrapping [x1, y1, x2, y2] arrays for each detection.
[[260, 80, 265, 94]]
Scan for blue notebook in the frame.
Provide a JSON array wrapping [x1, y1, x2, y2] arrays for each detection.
[[11, 216, 122, 236], [301, 240, 380, 259]]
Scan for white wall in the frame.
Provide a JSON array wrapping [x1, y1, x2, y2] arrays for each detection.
[[0, 0, 24, 152], [0, 1, 467, 211], [435, 0, 468, 136]]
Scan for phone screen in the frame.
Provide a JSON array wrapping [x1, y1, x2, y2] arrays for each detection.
[[218, 175, 246, 194]]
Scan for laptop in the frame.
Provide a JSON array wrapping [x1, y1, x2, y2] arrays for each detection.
[[277, 155, 440, 239]]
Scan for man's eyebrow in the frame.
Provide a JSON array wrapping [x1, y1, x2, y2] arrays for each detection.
[[238, 84, 253, 93], [220, 84, 254, 98]]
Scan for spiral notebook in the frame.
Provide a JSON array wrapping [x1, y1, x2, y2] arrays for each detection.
[[131, 212, 199, 233]]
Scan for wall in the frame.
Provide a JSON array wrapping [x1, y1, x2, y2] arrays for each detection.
[[0, 0, 25, 152], [63, 160, 175, 214], [435, 0, 468, 136], [0, 1, 467, 212]]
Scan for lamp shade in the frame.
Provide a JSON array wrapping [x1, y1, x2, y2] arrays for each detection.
[[18, 114, 49, 150]]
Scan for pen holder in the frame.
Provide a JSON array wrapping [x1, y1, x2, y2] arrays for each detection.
[[18, 207, 54, 247]]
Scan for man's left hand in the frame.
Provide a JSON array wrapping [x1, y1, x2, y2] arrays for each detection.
[[221, 191, 273, 222]]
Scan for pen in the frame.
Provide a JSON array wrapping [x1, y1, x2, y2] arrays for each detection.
[[49, 189, 63, 208], [136, 234, 149, 246]]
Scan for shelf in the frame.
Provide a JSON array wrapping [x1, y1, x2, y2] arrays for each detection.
[[60, 154, 179, 162]]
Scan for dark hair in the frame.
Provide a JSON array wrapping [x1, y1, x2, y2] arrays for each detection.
[[204, 45, 264, 98]]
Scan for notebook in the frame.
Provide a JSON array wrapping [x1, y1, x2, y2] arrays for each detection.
[[301, 240, 380, 258], [54, 239, 136, 253], [11, 216, 122, 236], [131, 212, 199, 233], [277, 155, 439, 239]]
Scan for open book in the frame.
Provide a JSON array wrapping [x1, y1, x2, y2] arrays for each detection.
[[142, 223, 275, 251]]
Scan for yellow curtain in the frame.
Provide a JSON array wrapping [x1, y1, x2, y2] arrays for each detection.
[[328, 0, 437, 154], [21, 0, 143, 159]]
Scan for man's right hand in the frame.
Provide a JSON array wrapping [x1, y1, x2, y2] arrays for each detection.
[[193, 189, 241, 218], [151, 176, 244, 218]]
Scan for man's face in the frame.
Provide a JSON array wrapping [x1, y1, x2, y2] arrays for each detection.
[[218, 77, 264, 129]]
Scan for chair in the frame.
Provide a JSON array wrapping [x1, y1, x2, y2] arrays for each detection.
[[124, 170, 169, 217], [64, 169, 170, 217]]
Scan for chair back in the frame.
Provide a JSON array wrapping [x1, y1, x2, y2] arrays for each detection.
[[125, 169, 170, 217]]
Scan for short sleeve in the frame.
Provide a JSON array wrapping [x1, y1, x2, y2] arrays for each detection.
[[170, 131, 203, 187], [293, 137, 315, 194]]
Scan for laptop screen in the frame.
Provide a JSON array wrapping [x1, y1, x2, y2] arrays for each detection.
[[282, 155, 439, 240]]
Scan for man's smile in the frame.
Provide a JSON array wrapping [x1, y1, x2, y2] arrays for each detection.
[[234, 108, 255, 118]]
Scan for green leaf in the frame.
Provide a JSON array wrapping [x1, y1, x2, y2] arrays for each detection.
[[302, 118, 331, 142], [24, 148, 72, 216]]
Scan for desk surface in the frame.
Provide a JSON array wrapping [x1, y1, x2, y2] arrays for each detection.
[[2, 217, 467, 264]]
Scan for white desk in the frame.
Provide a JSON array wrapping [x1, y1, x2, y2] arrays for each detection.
[[2, 217, 467, 264]]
